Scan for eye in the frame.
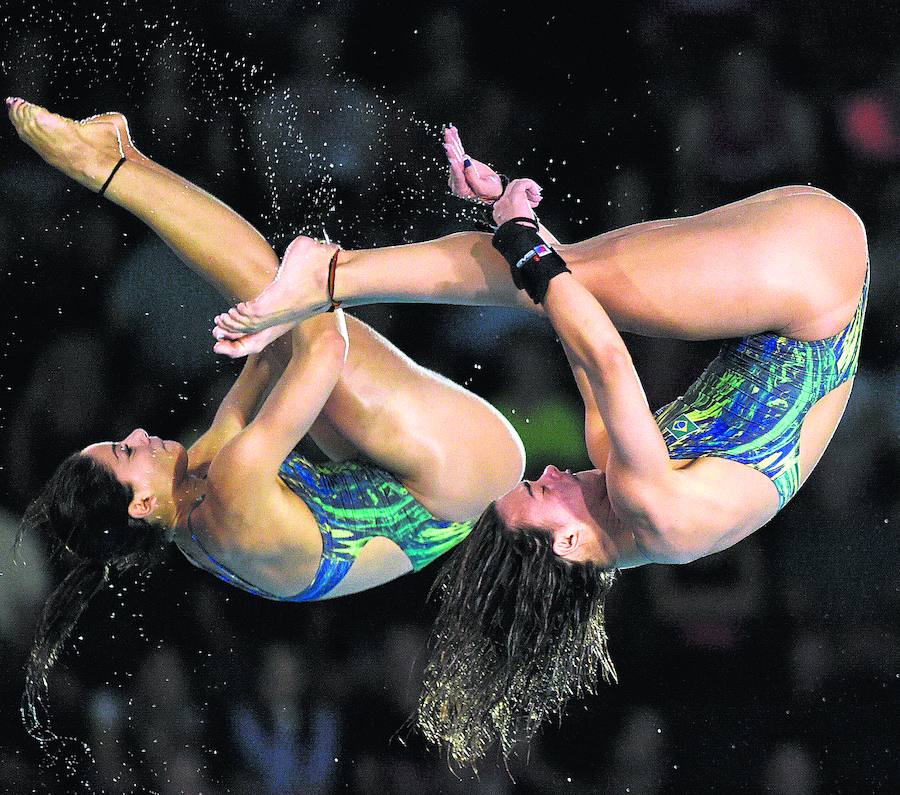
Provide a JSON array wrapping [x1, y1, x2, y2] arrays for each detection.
[[121, 443, 132, 457]]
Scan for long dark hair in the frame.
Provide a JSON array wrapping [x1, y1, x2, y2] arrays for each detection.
[[16, 452, 170, 743], [417, 502, 617, 766]]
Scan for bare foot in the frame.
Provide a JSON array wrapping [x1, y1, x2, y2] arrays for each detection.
[[6, 97, 124, 192], [212, 235, 337, 342], [82, 111, 146, 164]]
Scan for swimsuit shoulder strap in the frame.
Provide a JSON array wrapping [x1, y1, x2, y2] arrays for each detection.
[[185, 493, 278, 598]]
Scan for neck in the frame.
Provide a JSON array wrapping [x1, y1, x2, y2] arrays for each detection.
[[168, 474, 208, 543], [581, 472, 639, 568]]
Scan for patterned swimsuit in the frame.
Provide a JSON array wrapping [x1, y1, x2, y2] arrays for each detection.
[[654, 271, 868, 507], [187, 453, 473, 601]]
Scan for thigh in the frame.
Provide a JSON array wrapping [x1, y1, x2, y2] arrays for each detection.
[[564, 186, 868, 341], [315, 315, 525, 521]]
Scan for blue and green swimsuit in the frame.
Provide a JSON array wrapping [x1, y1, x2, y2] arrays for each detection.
[[188, 455, 473, 601], [655, 271, 868, 507]]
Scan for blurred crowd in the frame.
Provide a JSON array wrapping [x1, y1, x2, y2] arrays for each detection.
[[0, 1, 898, 792]]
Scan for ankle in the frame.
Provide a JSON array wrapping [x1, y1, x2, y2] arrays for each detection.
[[327, 247, 356, 306]]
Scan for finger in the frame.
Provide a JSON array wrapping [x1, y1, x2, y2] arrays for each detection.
[[446, 149, 475, 198], [443, 141, 461, 164], [213, 311, 242, 332], [447, 126, 465, 157], [444, 127, 466, 163], [509, 178, 541, 194], [213, 338, 253, 358]]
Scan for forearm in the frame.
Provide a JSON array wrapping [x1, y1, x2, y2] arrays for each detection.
[[245, 322, 347, 465], [211, 336, 291, 428], [543, 274, 670, 478]]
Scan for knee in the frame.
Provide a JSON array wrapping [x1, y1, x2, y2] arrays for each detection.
[[777, 189, 868, 272]]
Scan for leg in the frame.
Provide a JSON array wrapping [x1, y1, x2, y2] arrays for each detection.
[[315, 314, 526, 521], [9, 99, 524, 512], [7, 98, 278, 301], [219, 186, 867, 351], [340, 187, 868, 340]]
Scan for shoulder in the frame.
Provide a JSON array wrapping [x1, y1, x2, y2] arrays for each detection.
[[206, 429, 286, 494], [203, 446, 317, 554], [611, 460, 776, 565]]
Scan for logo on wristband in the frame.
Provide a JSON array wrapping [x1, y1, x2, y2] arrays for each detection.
[[515, 244, 553, 270]]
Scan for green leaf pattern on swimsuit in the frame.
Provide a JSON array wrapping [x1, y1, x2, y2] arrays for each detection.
[[654, 270, 868, 508], [279, 454, 473, 572]]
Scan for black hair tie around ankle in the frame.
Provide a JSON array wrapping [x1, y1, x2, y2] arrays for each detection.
[[327, 249, 341, 312], [98, 156, 127, 198]]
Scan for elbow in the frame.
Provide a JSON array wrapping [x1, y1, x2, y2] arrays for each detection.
[[586, 340, 633, 380]]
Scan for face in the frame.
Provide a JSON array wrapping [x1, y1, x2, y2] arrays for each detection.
[[495, 464, 610, 562], [82, 428, 187, 521]]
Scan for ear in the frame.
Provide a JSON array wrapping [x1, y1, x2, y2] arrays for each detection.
[[551, 523, 582, 557], [128, 491, 158, 520]]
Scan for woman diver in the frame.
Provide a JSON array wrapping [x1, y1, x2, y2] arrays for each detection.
[[6, 98, 525, 740], [214, 126, 868, 764]]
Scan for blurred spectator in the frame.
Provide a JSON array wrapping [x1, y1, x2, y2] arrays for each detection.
[[103, 236, 224, 380], [229, 641, 339, 795], [762, 741, 821, 795], [84, 686, 139, 793], [129, 646, 207, 782], [672, 45, 820, 211], [5, 331, 114, 506], [834, 58, 900, 218], [248, 12, 382, 243], [605, 706, 674, 795], [0, 505, 51, 655]]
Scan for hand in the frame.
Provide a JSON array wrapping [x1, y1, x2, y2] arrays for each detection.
[[492, 178, 542, 226], [443, 125, 504, 203]]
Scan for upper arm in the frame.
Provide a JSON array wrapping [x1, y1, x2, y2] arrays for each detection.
[[620, 467, 764, 565], [564, 357, 611, 469], [544, 275, 671, 483]]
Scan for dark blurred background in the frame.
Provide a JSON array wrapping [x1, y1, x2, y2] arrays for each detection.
[[0, 0, 898, 792]]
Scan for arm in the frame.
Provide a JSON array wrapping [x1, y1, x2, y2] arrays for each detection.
[[212, 313, 348, 480], [492, 179, 671, 499], [443, 126, 562, 243], [188, 336, 292, 472], [561, 356, 611, 470], [542, 274, 672, 498]]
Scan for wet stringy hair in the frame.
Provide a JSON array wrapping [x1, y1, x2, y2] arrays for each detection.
[[417, 502, 617, 766], [16, 452, 170, 743]]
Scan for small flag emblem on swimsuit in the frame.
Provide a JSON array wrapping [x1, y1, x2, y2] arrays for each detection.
[[664, 414, 700, 441]]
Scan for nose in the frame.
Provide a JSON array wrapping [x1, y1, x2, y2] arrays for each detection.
[[540, 464, 562, 480]]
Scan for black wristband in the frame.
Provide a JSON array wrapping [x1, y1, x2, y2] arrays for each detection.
[[492, 219, 570, 304]]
